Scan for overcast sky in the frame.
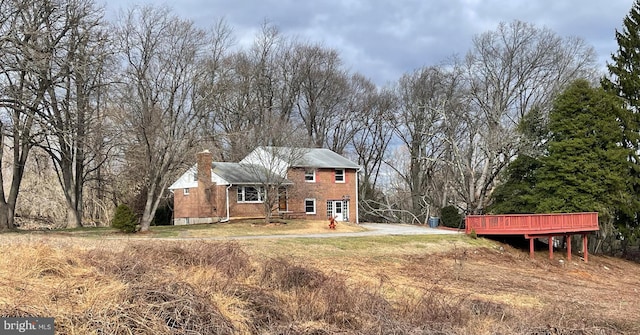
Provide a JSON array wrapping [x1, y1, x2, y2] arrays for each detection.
[[104, 0, 634, 86]]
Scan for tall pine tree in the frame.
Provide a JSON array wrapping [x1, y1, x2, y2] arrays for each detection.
[[536, 80, 633, 233], [602, 0, 640, 241], [603, 0, 640, 110]]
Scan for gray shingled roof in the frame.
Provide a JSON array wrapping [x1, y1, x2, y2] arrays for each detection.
[[213, 162, 291, 185], [297, 148, 360, 169], [262, 147, 360, 169]]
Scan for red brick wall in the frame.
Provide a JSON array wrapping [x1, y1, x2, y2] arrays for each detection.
[[286, 167, 358, 222], [172, 188, 192, 219], [229, 185, 265, 217], [173, 184, 217, 220]]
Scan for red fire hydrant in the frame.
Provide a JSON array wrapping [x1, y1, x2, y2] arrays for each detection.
[[329, 217, 336, 230]]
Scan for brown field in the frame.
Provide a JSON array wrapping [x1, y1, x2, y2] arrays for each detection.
[[0, 223, 639, 334]]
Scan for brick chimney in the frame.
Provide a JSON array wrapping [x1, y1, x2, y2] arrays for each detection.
[[196, 149, 212, 183], [196, 149, 216, 219]]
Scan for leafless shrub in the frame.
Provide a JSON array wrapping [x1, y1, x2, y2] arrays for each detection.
[[127, 280, 234, 334], [69, 306, 144, 334], [4, 240, 634, 334], [84, 247, 157, 281], [265, 323, 336, 335], [230, 284, 289, 331], [467, 299, 508, 320], [86, 241, 251, 282], [509, 306, 631, 335], [396, 289, 469, 330], [260, 257, 328, 290], [157, 241, 251, 278], [70, 281, 236, 335], [256, 257, 470, 333], [0, 305, 41, 318], [524, 326, 620, 335]]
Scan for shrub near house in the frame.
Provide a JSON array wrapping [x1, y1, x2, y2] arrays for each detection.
[[112, 204, 137, 233]]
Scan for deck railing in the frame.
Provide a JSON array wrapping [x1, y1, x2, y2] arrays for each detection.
[[465, 212, 599, 235]]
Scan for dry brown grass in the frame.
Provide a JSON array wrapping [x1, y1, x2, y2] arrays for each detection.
[[0, 235, 638, 334]]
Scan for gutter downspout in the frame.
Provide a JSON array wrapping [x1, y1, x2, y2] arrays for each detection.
[[169, 190, 175, 225], [220, 184, 232, 223], [355, 167, 362, 224]]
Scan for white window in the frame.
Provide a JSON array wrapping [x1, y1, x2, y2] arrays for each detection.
[[304, 168, 316, 182], [192, 172, 198, 181], [184, 188, 190, 195], [326, 201, 333, 218], [335, 169, 345, 183], [237, 186, 265, 203], [344, 201, 349, 221], [305, 199, 316, 214]]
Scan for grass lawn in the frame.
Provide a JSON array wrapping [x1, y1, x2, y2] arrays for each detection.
[[6, 218, 367, 239]]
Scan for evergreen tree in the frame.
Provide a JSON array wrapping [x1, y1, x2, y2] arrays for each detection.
[[488, 155, 541, 214], [112, 204, 138, 234], [603, 0, 640, 112], [602, 0, 640, 240], [535, 80, 632, 223]]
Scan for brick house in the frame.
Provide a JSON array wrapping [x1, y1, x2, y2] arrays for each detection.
[[169, 147, 361, 225]]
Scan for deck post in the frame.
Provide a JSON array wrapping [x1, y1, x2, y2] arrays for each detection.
[[548, 236, 553, 259], [529, 238, 534, 259], [566, 234, 572, 262], [582, 234, 588, 263]]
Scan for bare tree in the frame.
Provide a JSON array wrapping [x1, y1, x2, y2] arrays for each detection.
[[327, 74, 375, 154], [240, 144, 310, 223], [205, 23, 302, 161], [390, 65, 465, 222], [115, 5, 210, 232], [202, 25, 362, 160], [350, 84, 396, 221], [458, 20, 597, 213], [195, 19, 234, 157], [294, 44, 350, 149], [0, 0, 76, 229], [32, 0, 113, 228]]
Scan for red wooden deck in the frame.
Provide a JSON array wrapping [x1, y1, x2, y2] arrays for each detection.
[[465, 213, 599, 262], [465, 212, 599, 235]]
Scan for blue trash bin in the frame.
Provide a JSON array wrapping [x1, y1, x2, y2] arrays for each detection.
[[428, 217, 439, 228]]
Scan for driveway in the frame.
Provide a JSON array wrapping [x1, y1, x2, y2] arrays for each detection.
[[103, 223, 463, 241], [222, 223, 462, 240]]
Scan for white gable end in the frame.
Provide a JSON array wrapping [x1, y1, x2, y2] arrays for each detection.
[[240, 147, 290, 177], [169, 166, 198, 190]]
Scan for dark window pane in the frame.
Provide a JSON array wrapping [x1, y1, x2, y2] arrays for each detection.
[[245, 187, 259, 201]]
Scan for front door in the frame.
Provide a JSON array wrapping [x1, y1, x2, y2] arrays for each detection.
[[332, 201, 344, 221], [278, 187, 287, 212]]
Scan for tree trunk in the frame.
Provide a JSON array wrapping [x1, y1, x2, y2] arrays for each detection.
[[0, 202, 15, 231], [66, 207, 81, 229], [139, 195, 155, 232], [140, 183, 163, 232]]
